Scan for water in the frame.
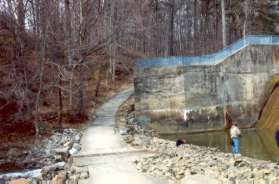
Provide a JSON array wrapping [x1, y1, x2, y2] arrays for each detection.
[[160, 129, 279, 162]]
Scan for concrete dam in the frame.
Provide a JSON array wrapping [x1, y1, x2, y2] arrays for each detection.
[[134, 35, 279, 133]]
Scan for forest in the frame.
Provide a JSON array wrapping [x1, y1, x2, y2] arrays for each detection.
[[0, 0, 278, 135]]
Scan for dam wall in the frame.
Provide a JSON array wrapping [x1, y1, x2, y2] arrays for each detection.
[[134, 36, 279, 133]]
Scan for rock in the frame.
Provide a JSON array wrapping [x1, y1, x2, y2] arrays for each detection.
[[29, 179, 39, 184], [68, 175, 79, 184], [123, 135, 134, 144], [41, 162, 66, 178], [181, 174, 221, 184], [119, 128, 129, 135], [133, 135, 150, 146], [9, 178, 30, 184], [52, 172, 66, 184], [53, 147, 70, 155], [69, 166, 89, 180], [70, 166, 82, 174], [234, 159, 249, 168], [63, 141, 73, 148], [190, 171, 197, 175], [54, 155, 63, 162], [74, 135, 81, 143], [136, 116, 150, 127], [128, 118, 134, 124], [79, 171, 89, 179], [119, 117, 126, 122], [67, 158, 73, 168], [69, 143, 81, 155]]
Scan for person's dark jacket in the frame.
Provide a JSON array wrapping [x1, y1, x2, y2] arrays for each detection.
[[275, 129, 279, 147], [176, 139, 186, 147]]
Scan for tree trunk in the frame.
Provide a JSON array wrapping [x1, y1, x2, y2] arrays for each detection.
[[78, 58, 85, 115], [64, 0, 74, 110], [221, 0, 227, 47], [34, 43, 45, 135], [34, 0, 47, 135], [78, 0, 85, 115], [193, 0, 197, 54], [169, 3, 174, 56], [17, 0, 25, 32], [69, 67, 74, 109], [65, 0, 73, 66], [58, 77, 63, 131]]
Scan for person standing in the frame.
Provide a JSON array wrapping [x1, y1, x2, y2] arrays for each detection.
[[230, 122, 241, 156], [175, 139, 187, 157], [275, 128, 279, 146]]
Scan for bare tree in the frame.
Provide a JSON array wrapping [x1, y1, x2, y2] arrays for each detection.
[[222, 0, 227, 47], [0, 0, 275, 135]]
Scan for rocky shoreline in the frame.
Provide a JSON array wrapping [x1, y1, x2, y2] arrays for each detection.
[[0, 129, 89, 184], [117, 96, 279, 184]]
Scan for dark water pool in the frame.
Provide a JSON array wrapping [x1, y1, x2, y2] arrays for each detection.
[[160, 129, 279, 162]]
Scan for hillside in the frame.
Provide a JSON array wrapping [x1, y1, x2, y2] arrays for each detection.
[[0, 13, 133, 135]]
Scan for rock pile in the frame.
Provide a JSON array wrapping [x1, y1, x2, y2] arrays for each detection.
[[39, 163, 89, 184], [135, 138, 279, 184], [116, 96, 157, 146], [117, 97, 279, 184], [0, 129, 88, 184]]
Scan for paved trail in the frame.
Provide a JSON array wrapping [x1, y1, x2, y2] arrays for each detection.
[[73, 88, 168, 184]]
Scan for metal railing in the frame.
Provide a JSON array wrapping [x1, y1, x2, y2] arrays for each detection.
[[136, 35, 279, 69]]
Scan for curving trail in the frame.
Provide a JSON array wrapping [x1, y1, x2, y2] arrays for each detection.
[[73, 87, 168, 184]]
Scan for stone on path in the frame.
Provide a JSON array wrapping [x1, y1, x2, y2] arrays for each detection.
[[181, 174, 221, 184]]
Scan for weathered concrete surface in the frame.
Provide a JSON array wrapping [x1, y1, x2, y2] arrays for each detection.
[[73, 88, 168, 184], [135, 45, 279, 133]]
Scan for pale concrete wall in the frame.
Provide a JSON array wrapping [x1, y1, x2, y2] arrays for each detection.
[[134, 45, 279, 133]]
